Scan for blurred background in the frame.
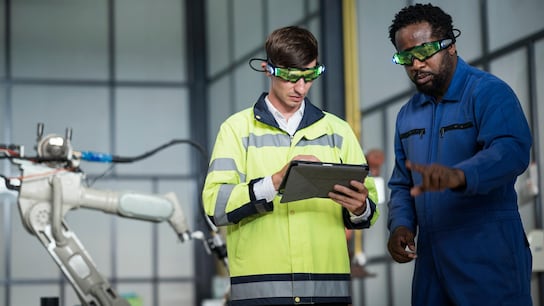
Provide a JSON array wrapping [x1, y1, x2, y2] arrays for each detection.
[[0, 0, 543, 305]]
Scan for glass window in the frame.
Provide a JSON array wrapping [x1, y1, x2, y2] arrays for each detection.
[[307, 19, 323, 110], [0, 86, 5, 144], [534, 40, 544, 228], [0, 2, 5, 79], [12, 285, 61, 306], [115, 0, 186, 82], [308, 0, 320, 15], [361, 111, 385, 151], [536, 40, 544, 131], [208, 77, 233, 149], [0, 201, 6, 281], [489, 50, 529, 115], [233, 0, 264, 60], [11, 0, 109, 79], [392, 262, 415, 306], [384, 101, 404, 170], [361, 263, 389, 306], [158, 181, 196, 278], [114, 87, 191, 176], [117, 217, 154, 277], [358, 1, 413, 108], [362, 192, 389, 258], [488, 0, 544, 51], [267, 0, 305, 31], [206, 0, 230, 77], [64, 208, 114, 275], [158, 283, 195, 306], [234, 64, 264, 113], [430, 0, 482, 62], [11, 205, 59, 278]]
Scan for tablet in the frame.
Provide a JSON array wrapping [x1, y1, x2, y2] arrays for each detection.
[[278, 160, 369, 203]]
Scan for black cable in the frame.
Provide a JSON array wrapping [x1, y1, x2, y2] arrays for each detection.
[[110, 139, 208, 164]]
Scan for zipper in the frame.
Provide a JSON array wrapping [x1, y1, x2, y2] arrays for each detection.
[[400, 128, 425, 139], [439, 122, 474, 137]]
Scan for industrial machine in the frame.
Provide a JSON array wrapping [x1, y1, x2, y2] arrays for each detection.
[[0, 123, 227, 306]]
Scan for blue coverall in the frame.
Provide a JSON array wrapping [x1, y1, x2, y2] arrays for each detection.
[[388, 57, 533, 306]]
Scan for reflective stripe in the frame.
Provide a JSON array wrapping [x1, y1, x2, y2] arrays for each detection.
[[298, 133, 344, 149], [230, 278, 350, 301], [208, 157, 246, 182], [213, 184, 235, 225], [242, 133, 344, 150], [243, 133, 291, 150]]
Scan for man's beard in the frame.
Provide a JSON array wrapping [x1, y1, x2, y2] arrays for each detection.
[[414, 53, 454, 98]]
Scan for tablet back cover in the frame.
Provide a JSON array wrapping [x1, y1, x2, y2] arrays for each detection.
[[279, 161, 368, 203]]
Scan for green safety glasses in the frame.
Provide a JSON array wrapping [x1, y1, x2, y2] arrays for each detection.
[[392, 38, 453, 65], [266, 62, 326, 83]]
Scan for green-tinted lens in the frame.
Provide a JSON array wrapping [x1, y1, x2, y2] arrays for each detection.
[[392, 52, 414, 65], [410, 41, 441, 60], [274, 65, 325, 82], [392, 39, 451, 66]]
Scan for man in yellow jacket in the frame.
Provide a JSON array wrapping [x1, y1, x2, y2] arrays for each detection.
[[202, 26, 378, 306]]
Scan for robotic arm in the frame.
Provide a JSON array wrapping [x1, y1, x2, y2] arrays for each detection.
[[2, 124, 227, 306], [15, 159, 192, 241], [12, 159, 192, 306]]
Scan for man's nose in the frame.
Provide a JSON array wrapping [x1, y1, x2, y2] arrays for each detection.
[[294, 78, 307, 91], [411, 58, 427, 69]]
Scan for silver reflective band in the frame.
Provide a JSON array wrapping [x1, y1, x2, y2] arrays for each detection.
[[230, 279, 350, 300], [213, 184, 236, 225], [243, 133, 344, 150]]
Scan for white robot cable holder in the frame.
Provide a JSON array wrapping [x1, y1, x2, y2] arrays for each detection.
[[2, 124, 227, 306]]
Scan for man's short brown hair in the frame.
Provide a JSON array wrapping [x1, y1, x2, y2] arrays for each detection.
[[265, 26, 318, 69]]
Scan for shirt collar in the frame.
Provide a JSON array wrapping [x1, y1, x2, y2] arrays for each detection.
[[264, 96, 305, 121], [441, 56, 468, 102]]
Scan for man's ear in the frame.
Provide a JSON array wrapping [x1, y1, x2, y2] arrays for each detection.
[[262, 62, 273, 76], [448, 44, 457, 55]]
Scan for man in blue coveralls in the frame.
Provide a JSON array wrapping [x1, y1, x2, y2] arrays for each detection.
[[386, 3, 533, 306]]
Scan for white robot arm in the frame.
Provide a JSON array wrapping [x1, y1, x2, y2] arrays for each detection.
[[16, 159, 192, 241], [10, 160, 193, 306], [2, 124, 227, 306]]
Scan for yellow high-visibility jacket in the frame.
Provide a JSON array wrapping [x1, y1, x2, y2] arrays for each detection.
[[202, 93, 379, 306]]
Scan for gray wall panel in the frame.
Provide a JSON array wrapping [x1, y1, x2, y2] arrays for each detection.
[[158, 180, 197, 278], [208, 77, 233, 149], [115, 0, 186, 81], [490, 50, 530, 114], [114, 87, 191, 176], [488, 0, 544, 50], [426, 0, 483, 62], [0, 2, 4, 79], [10, 204, 59, 279], [11, 0, 109, 79], [234, 62, 264, 113], [361, 263, 388, 306], [233, 0, 263, 60], [12, 285, 60, 306], [358, 0, 411, 108], [267, 0, 305, 31], [206, 0, 230, 77]]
